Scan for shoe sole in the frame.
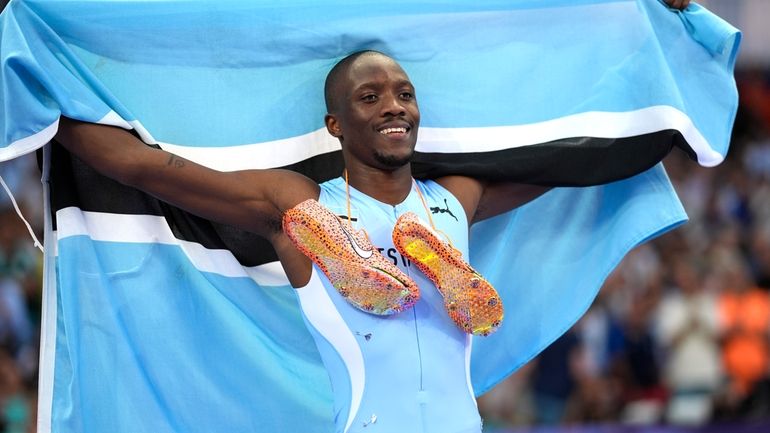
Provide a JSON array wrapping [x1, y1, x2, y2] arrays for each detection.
[[393, 212, 503, 335], [283, 199, 420, 315]]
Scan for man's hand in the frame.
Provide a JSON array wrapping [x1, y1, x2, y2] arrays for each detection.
[[664, 0, 690, 10]]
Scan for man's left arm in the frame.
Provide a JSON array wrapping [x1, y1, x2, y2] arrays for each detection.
[[436, 176, 550, 225], [664, 0, 690, 10]]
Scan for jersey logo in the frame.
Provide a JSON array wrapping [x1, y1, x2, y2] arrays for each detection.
[[338, 219, 373, 259], [430, 198, 458, 221]]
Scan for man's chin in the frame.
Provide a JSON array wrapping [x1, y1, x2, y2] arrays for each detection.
[[374, 151, 413, 169]]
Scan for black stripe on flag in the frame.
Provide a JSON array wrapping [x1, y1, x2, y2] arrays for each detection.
[[412, 130, 687, 186], [48, 130, 687, 267]]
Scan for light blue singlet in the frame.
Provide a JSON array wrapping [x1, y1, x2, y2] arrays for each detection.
[[295, 177, 482, 433]]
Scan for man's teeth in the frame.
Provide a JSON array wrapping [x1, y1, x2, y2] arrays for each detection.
[[379, 127, 407, 135]]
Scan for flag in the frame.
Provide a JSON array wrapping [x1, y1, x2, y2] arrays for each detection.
[[0, 0, 739, 432]]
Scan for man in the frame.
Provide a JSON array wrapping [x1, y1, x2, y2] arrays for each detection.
[[56, 50, 549, 433], [53, 2, 692, 431]]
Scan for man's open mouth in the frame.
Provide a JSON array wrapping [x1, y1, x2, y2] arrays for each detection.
[[379, 126, 408, 135]]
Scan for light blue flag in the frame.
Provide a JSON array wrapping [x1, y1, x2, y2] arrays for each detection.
[[0, 0, 739, 432]]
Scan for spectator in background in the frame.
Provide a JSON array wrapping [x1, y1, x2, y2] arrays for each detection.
[[656, 258, 722, 425], [715, 257, 770, 419], [615, 292, 666, 425], [0, 205, 40, 433], [565, 272, 626, 424], [475, 364, 536, 429], [531, 330, 581, 425], [0, 210, 35, 360], [0, 353, 29, 433], [749, 225, 770, 289], [0, 157, 44, 433], [575, 302, 623, 386]]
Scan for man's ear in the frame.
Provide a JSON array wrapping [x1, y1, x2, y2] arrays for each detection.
[[325, 114, 342, 138]]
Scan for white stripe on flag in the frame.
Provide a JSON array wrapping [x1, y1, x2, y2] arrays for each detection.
[[55, 207, 290, 285], [152, 106, 720, 172], [159, 128, 342, 171], [420, 106, 716, 162]]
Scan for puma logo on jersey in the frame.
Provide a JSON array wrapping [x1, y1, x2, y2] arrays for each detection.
[[430, 199, 458, 221]]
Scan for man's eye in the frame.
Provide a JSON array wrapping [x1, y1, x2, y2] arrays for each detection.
[[400, 92, 414, 100], [361, 94, 377, 102]]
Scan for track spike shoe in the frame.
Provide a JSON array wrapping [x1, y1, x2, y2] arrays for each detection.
[[283, 199, 420, 315], [393, 212, 503, 335]]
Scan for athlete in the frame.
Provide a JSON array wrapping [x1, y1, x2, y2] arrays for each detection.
[[55, 51, 549, 432], [52, 2, 690, 430]]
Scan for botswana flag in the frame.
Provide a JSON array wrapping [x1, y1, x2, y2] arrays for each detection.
[[0, 0, 739, 432]]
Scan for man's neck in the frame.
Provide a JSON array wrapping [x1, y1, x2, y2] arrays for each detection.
[[344, 163, 413, 206]]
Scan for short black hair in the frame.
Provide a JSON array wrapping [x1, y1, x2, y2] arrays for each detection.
[[324, 50, 390, 113]]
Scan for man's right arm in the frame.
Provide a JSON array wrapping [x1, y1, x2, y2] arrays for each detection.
[[54, 117, 321, 241]]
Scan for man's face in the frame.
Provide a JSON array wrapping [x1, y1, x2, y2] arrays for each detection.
[[327, 54, 420, 170]]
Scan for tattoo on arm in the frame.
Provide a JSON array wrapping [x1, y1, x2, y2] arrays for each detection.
[[166, 155, 186, 168], [266, 214, 284, 235]]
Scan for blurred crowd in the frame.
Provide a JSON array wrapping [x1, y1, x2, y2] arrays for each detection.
[[0, 70, 769, 433], [0, 153, 42, 433], [479, 69, 770, 429]]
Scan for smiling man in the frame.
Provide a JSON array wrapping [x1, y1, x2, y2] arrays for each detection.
[[56, 50, 548, 433], [52, 0, 695, 427]]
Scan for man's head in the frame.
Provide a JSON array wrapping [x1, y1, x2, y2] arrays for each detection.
[[324, 51, 420, 170]]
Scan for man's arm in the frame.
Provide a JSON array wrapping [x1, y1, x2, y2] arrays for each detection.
[[54, 117, 320, 240], [435, 176, 550, 225], [664, 0, 690, 10]]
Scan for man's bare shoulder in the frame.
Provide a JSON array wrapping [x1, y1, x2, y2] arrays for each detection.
[[434, 175, 484, 224], [435, 175, 550, 224]]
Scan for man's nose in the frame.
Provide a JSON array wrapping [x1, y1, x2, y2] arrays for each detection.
[[380, 93, 406, 116]]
